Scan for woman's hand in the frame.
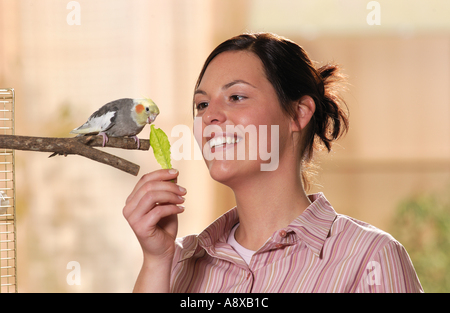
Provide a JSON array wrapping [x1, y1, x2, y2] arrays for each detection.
[[123, 169, 186, 262]]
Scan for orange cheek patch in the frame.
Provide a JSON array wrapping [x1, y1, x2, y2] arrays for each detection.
[[135, 104, 145, 114]]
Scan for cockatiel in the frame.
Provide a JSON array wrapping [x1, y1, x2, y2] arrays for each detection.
[[71, 98, 159, 149]]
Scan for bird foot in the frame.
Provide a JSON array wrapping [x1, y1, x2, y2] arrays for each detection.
[[98, 132, 109, 147], [131, 135, 140, 149]]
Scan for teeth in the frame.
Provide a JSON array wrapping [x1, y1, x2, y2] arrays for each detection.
[[209, 136, 241, 149]]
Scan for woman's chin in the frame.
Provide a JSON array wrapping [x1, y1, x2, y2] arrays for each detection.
[[207, 160, 236, 185], [207, 159, 262, 187]]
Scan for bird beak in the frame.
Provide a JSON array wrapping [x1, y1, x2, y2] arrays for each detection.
[[147, 113, 158, 124]]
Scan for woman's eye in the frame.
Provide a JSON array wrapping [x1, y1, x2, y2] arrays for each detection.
[[196, 102, 208, 111], [230, 95, 245, 102]]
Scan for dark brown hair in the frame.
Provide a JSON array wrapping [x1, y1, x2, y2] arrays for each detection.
[[194, 32, 349, 189]]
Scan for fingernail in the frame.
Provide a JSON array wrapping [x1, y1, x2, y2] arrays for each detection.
[[178, 186, 186, 193], [169, 169, 178, 174], [178, 195, 185, 201], [178, 205, 185, 211]]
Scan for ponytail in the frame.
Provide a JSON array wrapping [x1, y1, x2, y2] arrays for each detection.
[[309, 64, 349, 156], [300, 63, 349, 189]]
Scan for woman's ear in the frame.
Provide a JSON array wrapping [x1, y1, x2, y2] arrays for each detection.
[[291, 95, 315, 132]]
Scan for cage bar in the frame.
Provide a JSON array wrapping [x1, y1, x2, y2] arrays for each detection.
[[0, 88, 17, 293]]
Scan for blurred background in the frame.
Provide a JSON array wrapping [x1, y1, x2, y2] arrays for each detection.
[[0, 0, 449, 292]]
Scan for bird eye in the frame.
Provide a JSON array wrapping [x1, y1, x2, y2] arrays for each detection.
[[146, 107, 150, 112]]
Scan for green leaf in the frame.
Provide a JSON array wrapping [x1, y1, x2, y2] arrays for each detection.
[[149, 124, 172, 169]]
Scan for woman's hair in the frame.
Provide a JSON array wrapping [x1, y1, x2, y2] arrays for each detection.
[[194, 32, 349, 190]]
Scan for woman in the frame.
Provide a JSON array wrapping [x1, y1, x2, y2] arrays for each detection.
[[123, 33, 423, 292]]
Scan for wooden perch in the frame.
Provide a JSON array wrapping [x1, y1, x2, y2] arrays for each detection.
[[0, 134, 150, 176]]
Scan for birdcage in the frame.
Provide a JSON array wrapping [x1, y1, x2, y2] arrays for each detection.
[[0, 88, 16, 293]]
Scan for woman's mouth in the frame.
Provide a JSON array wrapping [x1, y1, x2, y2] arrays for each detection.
[[207, 135, 242, 150]]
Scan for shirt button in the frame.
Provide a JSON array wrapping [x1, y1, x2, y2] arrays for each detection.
[[275, 244, 284, 249], [279, 230, 287, 238]]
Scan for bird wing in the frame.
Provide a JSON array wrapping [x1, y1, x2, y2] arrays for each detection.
[[70, 110, 117, 135]]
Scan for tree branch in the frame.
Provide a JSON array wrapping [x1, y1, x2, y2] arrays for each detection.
[[0, 134, 150, 176]]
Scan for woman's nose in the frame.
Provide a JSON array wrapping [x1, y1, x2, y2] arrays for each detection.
[[203, 100, 226, 125]]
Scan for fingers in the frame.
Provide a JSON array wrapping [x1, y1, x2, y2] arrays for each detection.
[[126, 203, 184, 243], [123, 169, 187, 225], [126, 189, 185, 225], [126, 169, 180, 205], [138, 203, 182, 233]]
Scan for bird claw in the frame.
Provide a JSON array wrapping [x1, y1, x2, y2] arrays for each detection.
[[98, 132, 109, 147], [131, 135, 140, 149], [97, 133, 139, 149]]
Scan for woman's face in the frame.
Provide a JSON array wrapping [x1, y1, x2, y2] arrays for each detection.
[[193, 51, 293, 186]]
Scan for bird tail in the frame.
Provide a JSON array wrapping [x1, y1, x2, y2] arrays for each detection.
[[70, 123, 97, 135]]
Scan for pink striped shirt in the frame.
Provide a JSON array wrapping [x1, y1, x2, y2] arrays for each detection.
[[170, 193, 423, 292]]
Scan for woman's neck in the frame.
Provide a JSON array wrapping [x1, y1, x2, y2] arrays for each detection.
[[231, 166, 311, 251]]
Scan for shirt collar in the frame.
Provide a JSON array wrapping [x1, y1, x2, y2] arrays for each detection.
[[284, 192, 337, 256], [197, 206, 239, 248], [176, 207, 239, 262], [178, 192, 337, 260]]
